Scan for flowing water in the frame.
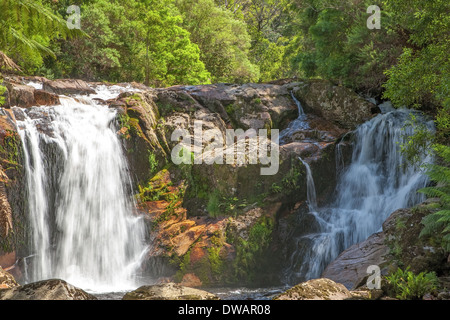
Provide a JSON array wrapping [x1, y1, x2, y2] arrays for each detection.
[[284, 108, 434, 284], [279, 92, 309, 144], [11, 80, 434, 297], [15, 85, 147, 292]]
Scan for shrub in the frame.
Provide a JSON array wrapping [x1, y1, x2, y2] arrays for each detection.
[[385, 267, 438, 300]]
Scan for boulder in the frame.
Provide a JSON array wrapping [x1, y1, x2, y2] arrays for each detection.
[[382, 203, 449, 274], [0, 266, 19, 289], [43, 79, 96, 96], [274, 278, 353, 300], [321, 232, 389, 289], [5, 82, 35, 108], [34, 89, 60, 106], [292, 80, 379, 129], [0, 279, 97, 300], [122, 282, 219, 300]]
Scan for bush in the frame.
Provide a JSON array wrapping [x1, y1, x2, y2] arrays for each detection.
[[385, 267, 438, 300]]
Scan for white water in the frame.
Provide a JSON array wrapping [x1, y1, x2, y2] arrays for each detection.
[[16, 86, 147, 292], [285, 108, 433, 284], [279, 92, 309, 144]]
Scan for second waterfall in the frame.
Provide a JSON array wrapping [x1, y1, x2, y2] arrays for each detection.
[[284, 108, 433, 284]]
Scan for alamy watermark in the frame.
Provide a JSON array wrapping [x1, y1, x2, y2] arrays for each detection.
[[66, 5, 81, 30], [367, 5, 381, 29], [366, 265, 381, 289], [170, 121, 280, 175]]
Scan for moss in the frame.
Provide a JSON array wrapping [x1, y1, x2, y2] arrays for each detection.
[[0, 129, 20, 168], [227, 215, 275, 284]]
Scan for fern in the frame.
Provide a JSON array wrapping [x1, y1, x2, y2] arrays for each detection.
[[419, 144, 450, 251], [0, 0, 82, 71]]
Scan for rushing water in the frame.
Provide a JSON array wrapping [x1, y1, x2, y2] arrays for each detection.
[[279, 92, 309, 144], [284, 108, 434, 284], [15, 85, 147, 292]]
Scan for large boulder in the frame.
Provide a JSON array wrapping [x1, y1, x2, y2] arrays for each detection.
[[0, 279, 97, 300], [43, 79, 95, 96], [292, 80, 379, 129], [5, 82, 35, 108], [321, 232, 390, 290], [383, 202, 449, 274], [122, 282, 219, 300], [274, 278, 353, 300]]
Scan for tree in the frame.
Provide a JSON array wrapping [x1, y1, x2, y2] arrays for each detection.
[[0, 0, 76, 72], [175, 0, 259, 83], [49, 0, 210, 86]]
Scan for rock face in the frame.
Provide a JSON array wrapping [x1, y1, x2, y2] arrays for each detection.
[[0, 108, 27, 272], [0, 76, 376, 289], [382, 202, 449, 275], [0, 279, 97, 300], [274, 278, 353, 300], [321, 232, 390, 290], [122, 283, 219, 300]]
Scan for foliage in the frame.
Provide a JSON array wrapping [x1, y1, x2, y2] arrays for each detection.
[[0, 0, 78, 73], [44, 0, 210, 86], [230, 216, 274, 282], [175, 0, 259, 83], [385, 267, 438, 299], [0, 83, 5, 107], [419, 144, 450, 252], [290, 0, 404, 94]]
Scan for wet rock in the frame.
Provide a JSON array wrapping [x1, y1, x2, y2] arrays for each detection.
[[321, 232, 389, 290], [43, 79, 96, 96], [122, 282, 219, 300], [5, 82, 35, 108], [0, 279, 97, 300], [34, 89, 60, 106], [274, 278, 353, 300]]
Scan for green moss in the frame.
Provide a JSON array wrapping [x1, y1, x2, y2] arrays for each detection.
[[228, 216, 274, 283], [0, 129, 20, 167]]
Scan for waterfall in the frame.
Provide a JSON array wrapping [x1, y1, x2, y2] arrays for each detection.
[[16, 85, 147, 292], [279, 92, 309, 144], [298, 157, 317, 212], [285, 108, 433, 284]]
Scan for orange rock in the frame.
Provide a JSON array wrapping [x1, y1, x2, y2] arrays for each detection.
[[180, 273, 203, 288]]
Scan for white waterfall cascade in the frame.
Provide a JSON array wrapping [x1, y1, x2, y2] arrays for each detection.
[[286, 108, 434, 283], [16, 85, 148, 292], [279, 91, 309, 144]]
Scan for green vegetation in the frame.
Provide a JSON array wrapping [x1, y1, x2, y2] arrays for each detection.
[[419, 145, 450, 252], [385, 267, 438, 300], [229, 216, 274, 282]]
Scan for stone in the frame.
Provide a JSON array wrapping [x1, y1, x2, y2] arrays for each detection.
[[122, 283, 219, 300], [43, 79, 96, 96], [292, 79, 379, 129], [0, 279, 97, 300], [180, 273, 203, 288], [321, 232, 389, 290], [0, 266, 19, 289], [34, 89, 60, 106], [274, 278, 353, 300], [5, 82, 35, 108]]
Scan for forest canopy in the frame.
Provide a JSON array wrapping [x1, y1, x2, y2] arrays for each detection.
[[0, 0, 448, 116]]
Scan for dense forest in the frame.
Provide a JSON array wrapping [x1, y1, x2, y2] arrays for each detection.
[[0, 0, 449, 251]]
